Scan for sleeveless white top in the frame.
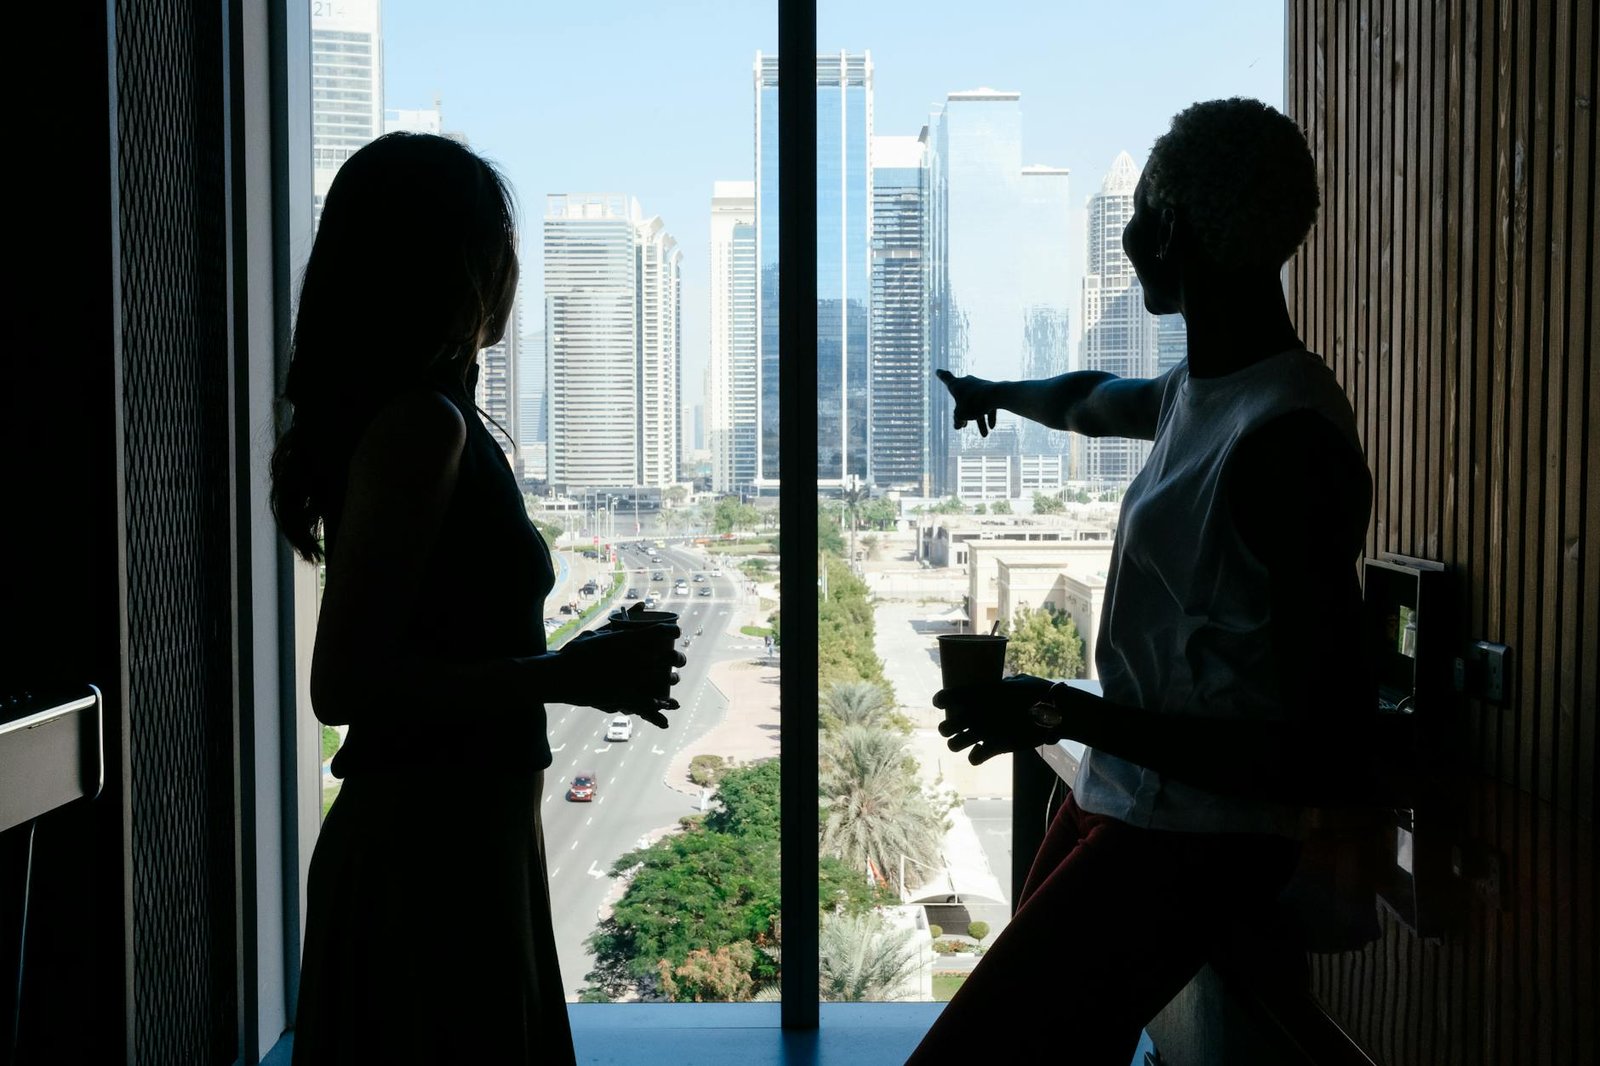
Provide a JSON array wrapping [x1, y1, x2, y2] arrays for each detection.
[[1071, 350, 1363, 838]]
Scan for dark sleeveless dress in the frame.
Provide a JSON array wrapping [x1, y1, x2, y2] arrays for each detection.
[[292, 368, 575, 1065]]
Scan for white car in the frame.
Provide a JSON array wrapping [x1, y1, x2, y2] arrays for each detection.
[[605, 716, 634, 742]]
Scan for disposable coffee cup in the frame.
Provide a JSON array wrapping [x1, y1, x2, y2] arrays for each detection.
[[937, 634, 1008, 692], [603, 607, 680, 698]]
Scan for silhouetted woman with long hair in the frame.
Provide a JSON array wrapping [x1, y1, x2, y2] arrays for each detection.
[[911, 99, 1373, 1063], [272, 133, 680, 1065]]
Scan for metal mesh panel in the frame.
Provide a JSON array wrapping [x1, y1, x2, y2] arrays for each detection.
[[115, 0, 239, 1061]]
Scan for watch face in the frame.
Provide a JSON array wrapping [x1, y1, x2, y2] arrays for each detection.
[[1030, 702, 1063, 729]]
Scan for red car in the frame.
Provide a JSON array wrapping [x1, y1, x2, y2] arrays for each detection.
[[566, 772, 597, 802]]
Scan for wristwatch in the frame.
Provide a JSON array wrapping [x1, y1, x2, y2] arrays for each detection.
[[1029, 680, 1068, 735]]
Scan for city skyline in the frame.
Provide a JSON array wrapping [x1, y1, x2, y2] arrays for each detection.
[[376, 0, 1283, 490]]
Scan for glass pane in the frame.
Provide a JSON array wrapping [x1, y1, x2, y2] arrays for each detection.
[[814, 1, 1285, 1003], [302, 0, 778, 1005]]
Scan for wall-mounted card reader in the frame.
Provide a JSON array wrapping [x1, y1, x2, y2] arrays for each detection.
[[1364, 555, 1450, 718]]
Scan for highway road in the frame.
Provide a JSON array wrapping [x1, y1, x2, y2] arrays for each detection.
[[537, 540, 763, 998]]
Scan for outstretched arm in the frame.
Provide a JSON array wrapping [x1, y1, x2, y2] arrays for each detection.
[[937, 367, 1173, 441]]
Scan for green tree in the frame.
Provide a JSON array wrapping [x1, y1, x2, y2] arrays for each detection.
[[657, 943, 757, 1002], [1003, 604, 1087, 680], [819, 726, 946, 890], [990, 498, 1013, 515], [664, 485, 689, 506], [931, 496, 967, 515], [817, 510, 845, 556], [973, 502, 988, 515], [819, 912, 921, 1002], [863, 497, 898, 530], [819, 681, 895, 732], [966, 920, 990, 948], [1032, 491, 1065, 515], [584, 759, 892, 1001]]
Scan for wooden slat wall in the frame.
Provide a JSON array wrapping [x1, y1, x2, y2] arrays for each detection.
[[1285, 1, 1597, 1063]]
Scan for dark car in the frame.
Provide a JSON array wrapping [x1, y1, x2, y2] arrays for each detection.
[[651, 571, 665, 582], [566, 773, 596, 802], [693, 573, 706, 582], [698, 586, 712, 597], [580, 581, 599, 596], [558, 604, 576, 615], [624, 587, 640, 599]]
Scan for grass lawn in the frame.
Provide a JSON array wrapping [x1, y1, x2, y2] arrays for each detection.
[[740, 625, 773, 638], [932, 974, 967, 1001]]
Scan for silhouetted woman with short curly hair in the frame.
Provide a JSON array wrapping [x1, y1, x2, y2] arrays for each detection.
[[273, 132, 681, 1065], [911, 99, 1372, 1064]]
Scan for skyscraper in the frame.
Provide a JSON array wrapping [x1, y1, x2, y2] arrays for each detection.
[[1081, 151, 1158, 484], [476, 298, 519, 460], [518, 328, 547, 481], [754, 51, 872, 490], [708, 181, 758, 495], [543, 194, 680, 494], [311, 0, 382, 226], [868, 134, 929, 493], [635, 215, 683, 490], [926, 88, 1070, 494], [1019, 164, 1072, 460]]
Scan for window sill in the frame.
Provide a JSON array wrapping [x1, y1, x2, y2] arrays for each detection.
[[260, 1002, 947, 1065]]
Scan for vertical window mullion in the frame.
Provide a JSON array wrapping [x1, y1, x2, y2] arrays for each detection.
[[777, 0, 819, 1030]]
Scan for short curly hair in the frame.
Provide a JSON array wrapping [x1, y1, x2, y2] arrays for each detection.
[[1142, 98, 1319, 271]]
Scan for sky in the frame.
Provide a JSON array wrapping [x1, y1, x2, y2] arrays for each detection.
[[378, 0, 1284, 427]]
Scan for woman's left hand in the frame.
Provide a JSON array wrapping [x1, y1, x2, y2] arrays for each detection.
[[934, 675, 1063, 764]]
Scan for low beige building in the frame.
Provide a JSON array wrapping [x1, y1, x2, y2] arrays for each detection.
[[964, 540, 1112, 679]]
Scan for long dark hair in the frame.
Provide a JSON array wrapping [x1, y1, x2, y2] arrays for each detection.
[[271, 132, 519, 562]]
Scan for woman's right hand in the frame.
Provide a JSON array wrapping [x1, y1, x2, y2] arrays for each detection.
[[935, 369, 999, 437], [554, 625, 684, 726]]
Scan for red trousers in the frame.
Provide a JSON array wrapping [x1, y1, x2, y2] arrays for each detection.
[[906, 790, 1301, 1065]]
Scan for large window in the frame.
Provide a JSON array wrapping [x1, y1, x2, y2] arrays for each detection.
[[292, 0, 1283, 1019], [808, 0, 1285, 1005]]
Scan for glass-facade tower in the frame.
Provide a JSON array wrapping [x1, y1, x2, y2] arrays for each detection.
[[754, 51, 872, 488], [1019, 164, 1072, 460], [868, 134, 929, 492]]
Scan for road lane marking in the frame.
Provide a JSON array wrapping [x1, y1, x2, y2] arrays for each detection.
[[585, 816, 593, 826], [593, 746, 610, 754], [587, 861, 605, 879], [651, 744, 666, 755], [550, 743, 566, 753], [570, 839, 579, 850], [552, 867, 560, 877]]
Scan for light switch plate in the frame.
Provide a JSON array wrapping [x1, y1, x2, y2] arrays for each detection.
[[1467, 641, 1513, 705]]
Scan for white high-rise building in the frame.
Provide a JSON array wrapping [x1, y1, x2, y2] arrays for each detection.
[[636, 215, 683, 489], [311, 0, 382, 226], [544, 194, 681, 494], [708, 181, 757, 495], [1081, 151, 1158, 485], [476, 298, 519, 461]]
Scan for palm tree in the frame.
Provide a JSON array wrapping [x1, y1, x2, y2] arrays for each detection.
[[819, 727, 945, 891], [819, 912, 922, 1002], [819, 681, 893, 732]]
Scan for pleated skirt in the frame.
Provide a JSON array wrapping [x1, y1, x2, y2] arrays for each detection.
[[292, 766, 576, 1065]]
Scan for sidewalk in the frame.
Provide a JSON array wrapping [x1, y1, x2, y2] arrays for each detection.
[[874, 600, 1011, 799]]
